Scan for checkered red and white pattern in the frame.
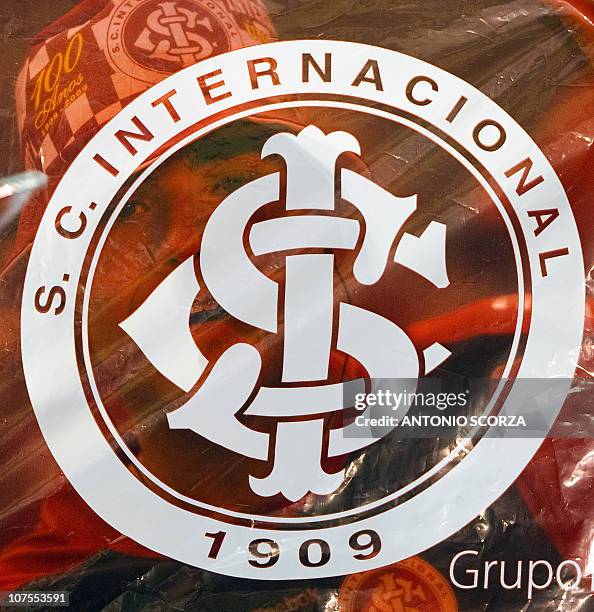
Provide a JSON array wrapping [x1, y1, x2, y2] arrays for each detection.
[[17, 0, 276, 178]]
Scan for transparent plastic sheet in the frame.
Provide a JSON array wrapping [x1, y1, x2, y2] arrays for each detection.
[[0, 1, 592, 610]]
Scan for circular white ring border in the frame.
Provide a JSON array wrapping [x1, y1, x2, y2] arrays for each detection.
[[21, 41, 584, 579]]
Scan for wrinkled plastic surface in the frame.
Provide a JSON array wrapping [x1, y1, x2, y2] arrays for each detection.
[[0, 0, 593, 610]]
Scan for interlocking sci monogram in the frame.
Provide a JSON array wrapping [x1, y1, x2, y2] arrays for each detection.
[[134, 1, 225, 66], [120, 124, 452, 502]]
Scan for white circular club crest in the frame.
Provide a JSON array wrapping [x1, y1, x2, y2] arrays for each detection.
[[21, 41, 584, 579]]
